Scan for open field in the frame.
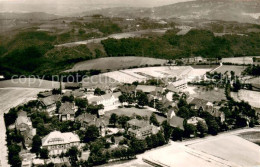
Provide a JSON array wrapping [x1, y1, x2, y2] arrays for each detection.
[[0, 88, 47, 167], [188, 135, 260, 167], [104, 107, 167, 124], [67, 57, 167, 72], [141, 128, 260, 167], [191, 87, 226, 102], [237, 90, 260, 108], [214, 65, 246, 76], [102, 66, 212, 84], [0, 78, 62, 89]]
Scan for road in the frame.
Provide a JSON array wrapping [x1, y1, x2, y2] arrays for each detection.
[[0, 88, 47, 167]]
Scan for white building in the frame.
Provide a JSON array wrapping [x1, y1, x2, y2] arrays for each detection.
[[169, 79, 187, 90], [42, 131, 80, 156], [88, 92, 121, 108]]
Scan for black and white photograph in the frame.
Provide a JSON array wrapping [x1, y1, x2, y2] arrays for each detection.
[[0, 0, 260, 167]]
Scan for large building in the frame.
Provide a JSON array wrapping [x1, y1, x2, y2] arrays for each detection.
[[88, 92, 122, 111], [39, 95, 61, 115], [127, 119, 159, 140], [58, 102, 77, 122], [42, 131, 80, 156]]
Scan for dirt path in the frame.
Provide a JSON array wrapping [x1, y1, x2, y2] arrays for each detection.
[[0, 88, 47, 167]]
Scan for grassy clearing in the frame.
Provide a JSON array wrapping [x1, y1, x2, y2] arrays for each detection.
[[104, 107, 167, 123], [68, 56, 167, 72]]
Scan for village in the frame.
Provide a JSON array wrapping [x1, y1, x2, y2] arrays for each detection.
[[3, 56, 260, 167]]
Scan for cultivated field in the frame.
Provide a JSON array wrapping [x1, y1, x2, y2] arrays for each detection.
[[102, 66, 212, 84], [214, 65, 246, 76], [67, 57, 167, 72], [237, 90, 260, 108], [0, 88, 47, 167], [104, 107, 167, 123], [0, 78, 62, 89], [141, 128, 260, 167], [188, 135, 260, 166]]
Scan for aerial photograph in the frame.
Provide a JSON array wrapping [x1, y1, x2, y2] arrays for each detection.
[[0, 0, 260, 167]]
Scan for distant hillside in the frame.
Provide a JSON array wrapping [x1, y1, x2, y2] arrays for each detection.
[[0, 12, 60, 20], [84, 0, 260, 24]]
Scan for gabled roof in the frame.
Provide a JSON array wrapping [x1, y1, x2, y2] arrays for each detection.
[[88, 92, 121, 103], [127, 119, 149, 128], [167, 110, 184, 130], [136, 85, 157, 93], [189, 98, 209, 110], [15, 111, 32, 127], [38, 91, 52, 97], [42, 131, 80, 146], [59, 102, 75, 115], [64, 90, 85, 98], [39, 95, 61, 106]]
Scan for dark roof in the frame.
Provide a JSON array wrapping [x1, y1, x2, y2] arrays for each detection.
[[65, 82, 82, 89], [59, 102, 75, 115], [136, 85, 157, 93], [38, 91, 52, 97], [39, 95, 61, 106], [64, 90, 85, 98], [167, 110, 184, 130], [189, 98, 209, 110]]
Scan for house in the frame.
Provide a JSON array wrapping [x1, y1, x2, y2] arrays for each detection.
[[189, 98, 212, 111], [128, 124, 160, 140], [76, 113, 109, 136], [63, 89, 86, 98], [127, 119, 150, 130], [189, 98, 225, 122], [39, 95, 61, 114], [38, 91, 52, 98], [127, 119, 159, 139], [167, 110, 184, 130], [42, 131, 80, 156], [58, 102, 77, 122], [88, 92, 122, 108], [136, 85, 157, 94], [187, 117, 206, 126], [15, 111, 36, 148]]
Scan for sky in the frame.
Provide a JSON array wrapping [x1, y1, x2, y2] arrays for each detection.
[[0, 0, 196, 15]]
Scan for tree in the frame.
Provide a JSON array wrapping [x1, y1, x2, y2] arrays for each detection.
[[119, 94, 128, 105], [197, 121, 208, 137], [130, 137, 147, 154], [111, 136, 115, 144], [31, 135, 42, 154], [75, 98, 88, 109], [118, 115, 130, 128], [109, 113, 118, 127], [172, 128, 184, 141], [149, 113, 159, 126], [161, 120, 173, 143], [66, 146, 80, 167], [84, 125, 100, 143], [94, 88, 105, 96], [177, 106, 190, 119], [207, 119, 220, 135], [177, 98, 188, 108], [184, 124, 197, 137], [40, 148, 49, 159], [137, 92, 148, 107]]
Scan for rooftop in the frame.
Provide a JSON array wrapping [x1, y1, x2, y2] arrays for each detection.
[[42, 131, 80, 146]]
